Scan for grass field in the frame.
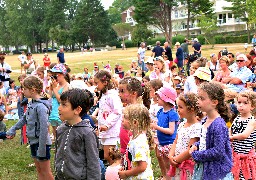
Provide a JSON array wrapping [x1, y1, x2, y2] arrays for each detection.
[[0, 43, 248, 179]]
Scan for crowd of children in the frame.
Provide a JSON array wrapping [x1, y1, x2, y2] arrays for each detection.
[[0, 44, 256, 180]]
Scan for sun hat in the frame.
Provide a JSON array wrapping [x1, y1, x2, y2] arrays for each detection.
[[236, 54, 248, 61], [146, 57, 154, 64], [175, 42, 180, 46], [75, 73, 83, 79], [44, 53, 48, 56], [176, 84, 182, 89], [173, 76, 182, 81], [193, 67, 211, 82], [155, 86, 177, 105], [50, 63, 67, 74], [194, 38, 199, 42]]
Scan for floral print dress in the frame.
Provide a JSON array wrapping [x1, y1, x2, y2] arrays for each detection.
[[127, 133, 154, 180]]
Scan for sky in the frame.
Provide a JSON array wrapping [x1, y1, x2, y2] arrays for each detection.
[[101, 0, 115, 10]]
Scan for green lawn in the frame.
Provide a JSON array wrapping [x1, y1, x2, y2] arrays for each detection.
[[0, 44, 247, 179]]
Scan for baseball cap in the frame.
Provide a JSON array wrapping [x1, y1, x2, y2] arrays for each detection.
[[50, 64, 67, 74]]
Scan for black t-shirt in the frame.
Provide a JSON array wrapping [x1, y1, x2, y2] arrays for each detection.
[[165, 46, 173, 61], [192, 42, 201, 52], [152, 46, 164, 57]]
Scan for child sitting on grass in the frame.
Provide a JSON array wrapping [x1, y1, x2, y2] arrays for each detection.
[[0, 111, 6, 140]]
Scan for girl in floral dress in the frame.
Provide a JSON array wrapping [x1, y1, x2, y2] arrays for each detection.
[[169, 93, 202, 179]]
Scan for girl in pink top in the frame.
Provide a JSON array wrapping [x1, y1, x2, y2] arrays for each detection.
[[105, 147, 122, 180]]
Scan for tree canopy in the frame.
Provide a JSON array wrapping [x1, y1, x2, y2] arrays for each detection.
[[0, 0, 115, 52]]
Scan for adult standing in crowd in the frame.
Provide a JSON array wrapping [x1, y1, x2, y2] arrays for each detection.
[[18, 51, 26, 74], [192, 38, 202, 57], [163, 42, 173, 61], [252, 34, 256, 47], [24, 53, 36, 75], [57, 47, 65, 64], [152, 41, 165, 58], [137, 42, 147, 73], [0, 54, 12, 89], [175, 42, 184, 72], [181, 38, 189, 58]]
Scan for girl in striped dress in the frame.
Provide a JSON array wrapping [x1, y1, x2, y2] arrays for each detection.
[[230, 91, 256, 180]]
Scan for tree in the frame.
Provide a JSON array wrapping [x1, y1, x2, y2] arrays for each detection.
[[133, 0, 177, 45], [131, 24, 152, 44], [112, 23, 133, 49], [197, 15, 218, 48], [107, 0, 133, 24], [181, 0, 213, 38], [224, 0, 255, 43], [74, 0, 112, 46]]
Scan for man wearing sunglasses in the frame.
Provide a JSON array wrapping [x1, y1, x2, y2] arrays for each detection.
[[223, 54, 252, 92]]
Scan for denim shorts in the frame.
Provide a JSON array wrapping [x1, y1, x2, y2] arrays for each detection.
[[30, 143, 51, 161]]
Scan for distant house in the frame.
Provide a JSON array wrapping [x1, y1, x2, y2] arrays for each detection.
[[121, 6, 137, 26], [122, 1, 247, 37]]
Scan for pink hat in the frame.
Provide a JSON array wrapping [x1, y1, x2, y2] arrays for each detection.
[[156, 86, 177, 105]]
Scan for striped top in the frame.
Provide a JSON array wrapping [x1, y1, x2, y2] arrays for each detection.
[[231, 115, 256, 154]]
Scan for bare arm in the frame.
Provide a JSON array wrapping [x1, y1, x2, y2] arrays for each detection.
[[154, 121, 175, 135], [230, 119, 255, 140], [118, 161, 147, 179]]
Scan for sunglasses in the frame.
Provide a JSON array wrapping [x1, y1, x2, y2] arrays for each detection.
[[236, 60, 245, 62]]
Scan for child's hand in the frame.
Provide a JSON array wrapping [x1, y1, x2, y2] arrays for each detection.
[[99, 125, 108, 132], [6, 135, 15, 139], [150, 122, 157, 130], [118, 170, 127, 179], [170, 157, 179, 167], [229, 135, 234, 141], [189, 145, 197, 155]]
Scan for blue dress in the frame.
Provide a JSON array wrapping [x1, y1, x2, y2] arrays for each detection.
[[49, 87, 64, 126]]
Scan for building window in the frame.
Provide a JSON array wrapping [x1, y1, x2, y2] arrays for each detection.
[[228, 13, 232, 19], [218, 13, 226, 24], [175, 10, 178, 18]]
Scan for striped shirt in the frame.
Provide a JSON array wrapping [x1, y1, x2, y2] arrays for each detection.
[[231, 115, 256, 154]]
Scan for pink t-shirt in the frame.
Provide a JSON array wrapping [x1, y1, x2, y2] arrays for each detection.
[[105, 164, 121, 180]]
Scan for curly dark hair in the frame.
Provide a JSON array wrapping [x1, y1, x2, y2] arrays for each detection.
[[199, 82, 230, 122], [179, 92, 203, 118]]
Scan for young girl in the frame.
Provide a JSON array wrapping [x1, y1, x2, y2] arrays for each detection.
[[151, 86, 179, 180], [118, 104, 154, 179], [119, 77, 150, 155], [6, 76, 54, 180], [230, 91, 256, 180], [184, 57, 207, 94], [169, 93, 202, 179], [36, 66, 48, 92], [43, 53, 51, 70], [94, 70, 122, 164], [105, 147, 122, 180], [189, 82, 233, 179], [49, 64, 70, 141]]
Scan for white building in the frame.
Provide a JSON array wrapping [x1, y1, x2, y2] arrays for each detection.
[[122, 1, 247, 37], [172, 0, 246, 36]]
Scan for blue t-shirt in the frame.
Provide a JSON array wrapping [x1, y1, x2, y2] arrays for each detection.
[[57, 52, 65, 63], [152, 46, 164, 57], [156, 108, 179, 145]]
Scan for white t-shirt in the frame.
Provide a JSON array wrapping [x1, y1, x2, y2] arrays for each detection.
[[137, 47, 146, 62], [70, 80, 88, 90], [184, 75, 197, 94], [18, 54, 26, 64]]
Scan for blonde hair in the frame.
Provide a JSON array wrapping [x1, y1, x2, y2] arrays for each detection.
[[236, 91, 256, 108], [219, 56, 230, 65], [123, 104, 154, 148]]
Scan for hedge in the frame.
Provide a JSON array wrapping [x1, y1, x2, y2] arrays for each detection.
[[115, 33, 252, 48]]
